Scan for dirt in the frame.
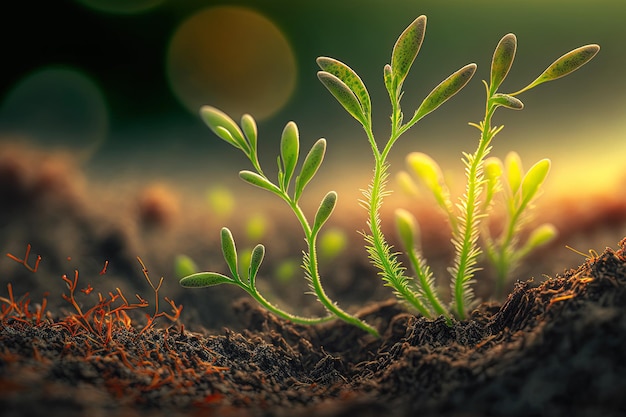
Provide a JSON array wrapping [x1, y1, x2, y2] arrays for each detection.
[[0, 239, 625, 417], [2, 144, 626, 416]]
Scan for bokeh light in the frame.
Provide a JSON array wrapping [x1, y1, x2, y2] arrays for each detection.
[[0, 67, 108, 161], [166, 6, 297, 121], [74, 0, 165, 14]]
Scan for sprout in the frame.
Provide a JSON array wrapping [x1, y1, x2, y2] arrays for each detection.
[[182, 15, 598, 334]]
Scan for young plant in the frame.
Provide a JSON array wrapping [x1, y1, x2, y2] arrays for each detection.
[[180, 16, 599, 334], [317, 15, 476, 320], [179, 108, 379, 337], [398, 33, 598, 319], [482, 152, 558, 297]]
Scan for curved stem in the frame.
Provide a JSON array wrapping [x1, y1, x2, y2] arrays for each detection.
[[286, 193, 380, 337], [245, 285, 335, 325]]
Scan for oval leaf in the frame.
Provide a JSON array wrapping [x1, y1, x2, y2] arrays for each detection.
[[412, 63, 477, 123], [406, 152, 444, 193], [514, 44, 600, 94], [247, 244, 265, 287], [526, 223, 558, 249], [317, 71, 367, 126], [220, 227, 239, 279], [521, 158, 551, 204], [317, 57, 371, 127], [295, 138, 326, 202], [312, 191, 337, 235], [395, 208, 419, 251], [239, 171, 282, 195], [490, 33, 517, 94], [180, 271, 235, 288], [280, 121, 300, 192], [392, 15, 427, 87], [384, 64, 394, 97], [505, 151, 523, 195], [200, 106, 249, 153], [491, 93, 524, 110], [484, 157, 503, 183], [241, 114, 258, 152]]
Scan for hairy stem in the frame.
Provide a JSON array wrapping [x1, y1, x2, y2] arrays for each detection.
[[452, 106, 497, 319], [364, 128, 433, 318]]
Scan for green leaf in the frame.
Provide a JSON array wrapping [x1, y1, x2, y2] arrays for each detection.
[[248, 244, 265, 287], [280, 121, 300, 192], [412, 63, 477, 123], [200, 106, 249, 153], [484, 157, 503, 183], [383, 64, 394, 97], [395, 208, 419, 251], [312, 191, 337, 235], [317, 71, 367, 126], [490, 33, 517, 94], [174, 254, 198, 279], [483, 157, 503, 209], [179, 272, 236, 288], [521, 158, 551, 204], [294, 138, 326, 202], [525, 223, 558, 249], [391, 15, 427, 88], [241, 114, 258, 152], [239, 170, 282, 195], [513, 44, 600, 95], [317, 57, 371, 127], [505, 151, 523, 195], [490, 93, 524, 110], [406, 152, 444, 193], [220, 227, 239, 280]]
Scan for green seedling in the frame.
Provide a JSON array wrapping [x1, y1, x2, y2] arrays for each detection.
[[318, 15, 476, 321], [396, 33, 598, 319], [483, 151, 558, 297], [180, 15, 599, 335], [179, 109, 378, 336]]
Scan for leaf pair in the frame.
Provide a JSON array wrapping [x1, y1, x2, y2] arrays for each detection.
[[488, 33, 600, 102], [317, 57, 372, 129], [179, 228, 265, 292], [493, 152, 552, 213], [200, 106, 327, 204], [200, 106, 256, 158], [317, 16, 476, 133]]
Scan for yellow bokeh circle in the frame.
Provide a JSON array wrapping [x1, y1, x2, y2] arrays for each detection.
[[166, 6, 297, 120]]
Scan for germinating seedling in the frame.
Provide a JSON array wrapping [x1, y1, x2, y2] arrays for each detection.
[[180, 15, 599, 335], [390, 31, 598, 319]]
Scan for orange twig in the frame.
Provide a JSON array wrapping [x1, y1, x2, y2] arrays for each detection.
[[6, 244, 41, 273]]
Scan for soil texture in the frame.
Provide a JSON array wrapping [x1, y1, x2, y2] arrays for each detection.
[[1, 238, 626, 417]]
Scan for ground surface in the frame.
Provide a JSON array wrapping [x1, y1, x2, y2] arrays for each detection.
[[2, 144, 626, 416], [1, 239, 626, 417]]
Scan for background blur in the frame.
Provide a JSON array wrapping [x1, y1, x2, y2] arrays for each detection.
[[1, 0, 624, 195], [0, 0, 625, 325]]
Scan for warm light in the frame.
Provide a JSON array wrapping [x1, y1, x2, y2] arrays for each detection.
[[166, 6, 297, 121]]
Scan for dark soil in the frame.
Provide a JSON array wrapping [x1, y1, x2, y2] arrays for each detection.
[[1, 238, 626, 417]]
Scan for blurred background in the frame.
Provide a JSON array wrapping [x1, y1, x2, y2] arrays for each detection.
[[1, 0, 624, 192], [0, 0, 625, 326]]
